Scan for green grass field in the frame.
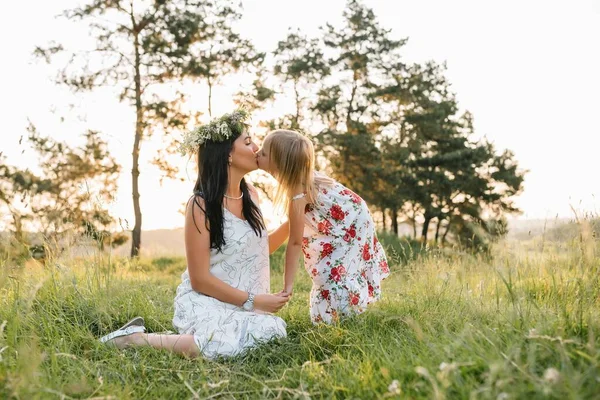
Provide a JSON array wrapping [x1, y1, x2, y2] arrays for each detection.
[[1, 234, 598, 399]]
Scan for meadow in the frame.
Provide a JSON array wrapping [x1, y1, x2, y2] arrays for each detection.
[[1, 232, 598, 399]]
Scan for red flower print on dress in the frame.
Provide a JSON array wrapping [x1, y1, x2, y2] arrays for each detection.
[[302, 180, 389, 324], [318, 219, 333, 235], [341, 189, 361, 204], [330, 204, 345, 221], [349, 292, 360, 306], [348, 224, 356, 238], [380, 260, 389, 274], [362, 243, 371, 261], [320, 242, 334, 259], [329, 267, 341, 282], [343, 224, 356, 242]]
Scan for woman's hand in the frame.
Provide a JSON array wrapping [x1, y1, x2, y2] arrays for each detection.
[[254, 293, 290, 313]]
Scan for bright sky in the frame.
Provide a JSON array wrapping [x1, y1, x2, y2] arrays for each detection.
[[2, 0, 599, 230]]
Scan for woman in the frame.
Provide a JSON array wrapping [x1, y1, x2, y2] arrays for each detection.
[[100, 109, 290, 359]]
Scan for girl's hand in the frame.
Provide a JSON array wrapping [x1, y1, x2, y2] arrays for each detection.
[[284, 283, 294, 296], [254, 293, 289, 313], [275, 289, 293, 297]]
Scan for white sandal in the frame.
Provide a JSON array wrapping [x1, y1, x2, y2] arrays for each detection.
[[99, 316, 146, 344]]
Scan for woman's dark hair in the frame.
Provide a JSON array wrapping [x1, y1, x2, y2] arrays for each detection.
[[189, 123, 265, 252]]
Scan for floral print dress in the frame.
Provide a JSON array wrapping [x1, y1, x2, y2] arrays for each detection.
[[302, 176, 390, 324]]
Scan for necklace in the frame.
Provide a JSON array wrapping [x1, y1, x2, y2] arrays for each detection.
[[224, 192, 243, 200]]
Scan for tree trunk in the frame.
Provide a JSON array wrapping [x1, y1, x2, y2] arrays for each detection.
[[11, 210, 24, 244], [381, 207, 387, 232], [130, 26, 143, 258], [293, 79, 300, 129], [208, 77, 213, 117], [391, 207, 399, 235], [421, 216, 431, 242], [412, 220, 417, 238], [410, 204, 417, 238], [442, 221, 451, 244], [346, 74, 358, 134], [434, 218, 442, 243]]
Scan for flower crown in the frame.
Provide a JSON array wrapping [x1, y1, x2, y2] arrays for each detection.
[[179, 109, 250, 156]]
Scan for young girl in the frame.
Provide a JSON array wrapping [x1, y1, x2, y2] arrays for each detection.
[[257, 129, 390, 324]]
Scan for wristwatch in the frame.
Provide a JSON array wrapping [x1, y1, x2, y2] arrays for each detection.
[[242, 292, 255, 311]]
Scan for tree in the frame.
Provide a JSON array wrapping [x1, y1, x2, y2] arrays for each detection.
[[182, 3, 264, 117], [271, 30, 330, 130], [369, 54, 526, 243], [228, 0, 527, 250], [0, 124, 126, 258], [401, 91, 526, 243], [313, 0, 407, 206], [35, 0, 257, 256]]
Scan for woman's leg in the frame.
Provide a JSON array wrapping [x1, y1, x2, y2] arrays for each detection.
[[111, 333, 200, 358]]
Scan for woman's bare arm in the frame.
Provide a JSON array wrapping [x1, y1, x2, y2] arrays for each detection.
[[184, 196, 289, 312], [184, 196, 248, 306]]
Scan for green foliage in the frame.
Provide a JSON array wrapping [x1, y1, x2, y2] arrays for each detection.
[[35, 0, 260, 256], [131, 256, 187, 276], [545, 217, 600, 243], [0, 125, 125, 259], [272, 30, 330, 129], [250, 0, 526, 251], [377, 232, 429, 265], [268, 244, 288, 275], [1, 237, 598, 398]]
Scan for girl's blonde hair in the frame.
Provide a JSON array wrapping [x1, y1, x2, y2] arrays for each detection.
[[264, 130, 332, 211]]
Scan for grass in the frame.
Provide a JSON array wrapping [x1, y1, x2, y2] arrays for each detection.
[[0, 235, 599, 399]]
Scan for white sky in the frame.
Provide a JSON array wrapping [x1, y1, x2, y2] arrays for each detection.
[[2, 0, 599, 230]]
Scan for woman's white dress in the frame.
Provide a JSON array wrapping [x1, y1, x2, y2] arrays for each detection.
[[172, 208, 286, 359]]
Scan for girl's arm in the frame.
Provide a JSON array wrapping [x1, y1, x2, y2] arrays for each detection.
[[185, 196, 289, 312], [282, 193, 308, 294]]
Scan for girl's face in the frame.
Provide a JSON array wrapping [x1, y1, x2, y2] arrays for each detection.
[[256, 139, 274, 173], [230, 131, 259, 173]]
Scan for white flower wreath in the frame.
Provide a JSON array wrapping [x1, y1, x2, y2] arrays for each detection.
[[179, 109, 250, 156]]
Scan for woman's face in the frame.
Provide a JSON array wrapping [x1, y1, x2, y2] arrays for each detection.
[[230, 131, 259, 173]]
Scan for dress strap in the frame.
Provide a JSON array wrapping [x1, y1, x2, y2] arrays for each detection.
[[292, 193, 306, 201]]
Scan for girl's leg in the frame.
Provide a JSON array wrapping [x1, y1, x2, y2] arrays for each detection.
[[112, 333, 200, 358]]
